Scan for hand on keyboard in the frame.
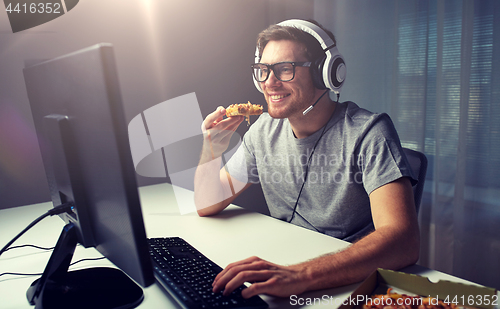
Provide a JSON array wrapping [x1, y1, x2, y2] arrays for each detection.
[[149, 237, 268, 309], [212, 256, 307, 299]]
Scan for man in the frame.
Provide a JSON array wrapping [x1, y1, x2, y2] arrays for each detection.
[[194, 20, 419, 299]]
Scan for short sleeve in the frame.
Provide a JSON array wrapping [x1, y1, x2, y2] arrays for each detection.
[[357, 114, 417, 195], [225, 133, 260, 184]]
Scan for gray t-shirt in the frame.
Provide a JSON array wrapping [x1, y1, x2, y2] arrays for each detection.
[[226, 101, 416, 242]]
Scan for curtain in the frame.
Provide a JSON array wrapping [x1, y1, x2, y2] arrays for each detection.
[[315, 0, 500, 289]]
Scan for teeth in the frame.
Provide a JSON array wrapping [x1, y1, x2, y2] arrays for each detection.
[[270, 94, 288, 100]]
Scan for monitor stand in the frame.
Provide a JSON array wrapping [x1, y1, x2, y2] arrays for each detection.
[[26, 223, 144, 309]]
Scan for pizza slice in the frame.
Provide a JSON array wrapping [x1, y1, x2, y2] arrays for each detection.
[[226, 101, 263, 124]]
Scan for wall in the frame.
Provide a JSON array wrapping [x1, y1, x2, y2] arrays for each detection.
[[0, 0, 318, 214], [0, 0, 282, 210]]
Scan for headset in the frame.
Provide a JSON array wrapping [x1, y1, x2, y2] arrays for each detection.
[[253, 19, 346, 95]]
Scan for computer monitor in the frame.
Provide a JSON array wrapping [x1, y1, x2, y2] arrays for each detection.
[[23, 43, 154, 309]]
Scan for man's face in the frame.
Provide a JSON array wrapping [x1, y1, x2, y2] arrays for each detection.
[[259, 40, 317, 119]]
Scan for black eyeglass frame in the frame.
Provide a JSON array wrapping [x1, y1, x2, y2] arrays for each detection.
[[251, 61, 312, 82]]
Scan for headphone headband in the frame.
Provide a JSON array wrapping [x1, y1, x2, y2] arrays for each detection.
[[277, 19, 335, 51]]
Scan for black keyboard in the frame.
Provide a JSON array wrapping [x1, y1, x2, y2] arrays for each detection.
[[148, 237, 268, 309]]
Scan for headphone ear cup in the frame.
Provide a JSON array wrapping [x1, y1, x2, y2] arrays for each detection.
[[322, 48, 346, 93], [330, 56, 346, 90], [310, 56, 327, 90]]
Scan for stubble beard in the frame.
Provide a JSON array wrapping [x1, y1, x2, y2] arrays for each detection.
[[265, 88, 317, 120]]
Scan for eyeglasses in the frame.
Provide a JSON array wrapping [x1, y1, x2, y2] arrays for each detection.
[[251, 61, 311, 82]]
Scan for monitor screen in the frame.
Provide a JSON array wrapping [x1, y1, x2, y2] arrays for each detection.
[[23, 43, 154, 307]]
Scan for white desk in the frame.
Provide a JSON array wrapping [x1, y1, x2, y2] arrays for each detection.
[[0, 183, 495, 309]]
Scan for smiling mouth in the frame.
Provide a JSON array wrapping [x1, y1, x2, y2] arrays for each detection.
[[269, 94, 290, 100]]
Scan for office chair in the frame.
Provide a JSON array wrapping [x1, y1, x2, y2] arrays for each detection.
[[402, 148, 428, 214]]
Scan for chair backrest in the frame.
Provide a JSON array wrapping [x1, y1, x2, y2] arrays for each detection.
[[402, 148, 428, 214]]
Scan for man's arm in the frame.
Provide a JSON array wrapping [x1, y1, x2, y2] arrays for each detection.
[[212, 177, 420, 298], [195, 168, 252, 216], [194, 106, 251, 216]]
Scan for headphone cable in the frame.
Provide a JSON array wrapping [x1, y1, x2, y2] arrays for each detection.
[[288, 103, 336, 224]]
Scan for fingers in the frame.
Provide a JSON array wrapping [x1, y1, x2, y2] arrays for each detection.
[[201, 107, 244, 160], [223, 270, 275, 298], [213, 257, 276, 296], [204, 106, 225, 129], [240, 279, 277, 299], [212, 257, 307, 299], [203, 106, 244, 132], [213, 256, 262, 284]]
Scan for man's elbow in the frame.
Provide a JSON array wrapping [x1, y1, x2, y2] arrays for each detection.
[[195, 203, 224, 217], [402, 226, 420, 266], [402, 243, 420, 268], [386, 224, 420, 268], [409, 233, 420, 265], [196, 207, 215, 217]]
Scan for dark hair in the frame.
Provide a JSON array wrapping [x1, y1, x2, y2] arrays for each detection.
[[256, 19, 336, 63]]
